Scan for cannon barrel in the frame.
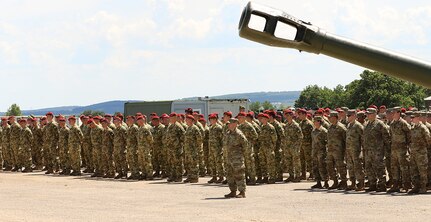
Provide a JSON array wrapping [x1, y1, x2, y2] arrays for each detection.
[[238, 2, 431, 88]]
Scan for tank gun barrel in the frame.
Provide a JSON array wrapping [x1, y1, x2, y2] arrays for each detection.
[[238, 2, 431, 88]]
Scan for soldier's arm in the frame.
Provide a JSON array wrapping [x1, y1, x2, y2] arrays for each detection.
[[424, 126, 431, 147], [404, 122, 412, 144]]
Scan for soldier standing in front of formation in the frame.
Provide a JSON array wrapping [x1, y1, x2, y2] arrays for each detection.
[[224, 118, 248, 198], [126, 116, 140, 180], [113, 116, 127, 179], [183, 115, 203, 183], [68, 116, 83, 176], [9, 116, 21, 171], [257, 113, 277, 184], [363, 108, 390, 192], [207, 114, 224, 184], [58, 117, 70, 175], [311, 116, 329, 189], [387, 107, 411, 193], [345, 110, 365, 191], [409, 112, 430, 194], [298, 109, 314, 180], [237, 112, 258, 185], [89, 119, 104, 177], [43, 112, 58, 174], [166, 113, 185, 183], [282, 109, 303, 183], [18, 118, 33, 172], [101, 118, 115, 178], [151, 115, 165, 178], [136, 115, 154, 180], [1, 117, 11, 171]]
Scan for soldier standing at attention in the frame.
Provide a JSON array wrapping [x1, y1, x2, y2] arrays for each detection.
[[160, 114, 170, 178], [113, 116, 127, 179], [282, 109, 303, 183], [224, 118, 248, 198], [43, 112, 58, 174], [363, 108, 390, 192], [183, 115, 202, 183], [409, 112, 430, 194], [207, 114, 224, 184], [104, 114, 116, 130], [345, 110, 365, 191], [19, 118, 33, 173], [89, 119, 104, 177], [58, 117, 70, 175], [257, 113, 277, 184], [126, 116, 140, 180], [166, 113, 185, 183], [237, 112, 258, 185], [136, 115, 154, 180], [387, 107, 411, 193], [80, 115, 93, 173], [267, 110, 285, 182], [68, 116, 83, 176], [29, 117, 43, 170], [198, 117, 209, 177], [298, 109, 314, 180], [311, 116, 329, 189], [1, 118, 11, 171], [151, 115, 165, 178], [101, 118, 115, 178], [246, 112, 262, 181], [9, 116, 22, 171]]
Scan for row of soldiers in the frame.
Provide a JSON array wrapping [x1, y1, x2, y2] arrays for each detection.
[[1, 105, 430, 195]]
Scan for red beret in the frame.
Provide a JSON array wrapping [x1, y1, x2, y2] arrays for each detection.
[[369, 105, 378, 110], [19, 118, 27, 123], [135, 112, 143, 116], [246, 113, 253, 118], [192, 112, 199, 115], [284, 109, 293, 114], [104, 114, 112, 118], [93, 116, 101, 120], [401, 108, 406, 113], [126, 115, 135, 120], [58, 118, 66, 122], [268, 110, 276, 117], [223, 111, 233, 117], [169, 112, 177, 117], [68, 116, 76, 121], [151, 116, 160, 120], [8, 116, 14, 120], [198, 118, 206, 123], [180, 114, 185, 117], [307, 113, 312, 118], [208, 114, 218, 119], [185, 108, 193, 113], [258, 113, 269, 119], [161, 114, 169, 118], [87, 119, 94, 124], [324, 108, 330, 112], [186, 115, 195, 120], [46, 112, 53, 116], [198, 114, 204, 118], [1, 117, 7, 121], [379, 105, 386, 109], [237, 112, 247, 117], [136, 116, 144, 121], [298, 108, 307, 114], [248, 111, 254, 116], [113, 116, 121, 121], [315, 109, 323, 114]]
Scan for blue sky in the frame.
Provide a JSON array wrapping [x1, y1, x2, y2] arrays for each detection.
[[1, 0, 431, 111]]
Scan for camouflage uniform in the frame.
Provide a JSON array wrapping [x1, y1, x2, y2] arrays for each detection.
[[1, 125, 11, 170], [195, 121, 206, 175], [30, 125, 44, 169], [384, 121, 393, 184], [390, 118, 411, 186], [113, 124, 127, 176], [201, 124, 210, 175], [68, 124, 83, 174], [137, 125, 154, 178], [126, 124, 140, 177], [165, 122, 185, 181], [10, 122, 22, 169], [258, 123, 277, 180], [425, 122, 431, 187], [311, 126, 328, 181], [225, 127, 248, 193], [270, 120, 285, 180], [250, 121, 262, 178], [58, 126, 70, 173], [102, 127, 115, 176], [299, 118, 314, 178], [410, 122, 430, 192], [208, 123, 224, 178], [43, 121, 58, 172], [151, 124, 165, 175], [90, 124, 104, 175], [184, 124, 203, 180], [283, 120, 303, 179], [81, 124, 93, 171], [238, 121, 258, 183], [19, 126, 33, 170], [345, 120, 365, 181], [363, 119, 391, 189], [326, 122, 347, 183]]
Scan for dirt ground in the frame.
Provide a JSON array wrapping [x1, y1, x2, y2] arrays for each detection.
[[0, 171, 430, 222]]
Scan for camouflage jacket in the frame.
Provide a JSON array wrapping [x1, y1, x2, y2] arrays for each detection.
[[209, 123, 223, 153], [10, 122, 22, 144], [390, 118, 411, 145], [68, 125, 83, 149], [58, 126, 70, 151], [126, 124, 139, 153], [90, 125, 104, 150], [151, 124, 165, 151], [43, 121, 59, 148], [346, 120, 363, 152], [327, 122, 347, 152], [363, 119, 390, 153], [2, 125, 11, 147], [102, 127, 114, 155], [184, 124, 203, 158], [165, 122, 185, 153], [299, 119, 314, 143], [283, 120, 303, 149], [238, 121, 258, 145], [312, 126, 328, 153], [225, 128, 248, 166], [113, 125, 127, 152], [270, 120, 285, 149], [410, 122, 431, 153], [258, 123, 277, 151], [138, 125, 153, 151], [20, 126, 33, 151]]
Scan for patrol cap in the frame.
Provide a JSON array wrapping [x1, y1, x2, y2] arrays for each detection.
[[392, 107, 401, 112], [239, 105, 245, 109], [227, 118, 239, 124], [347, 109, 356, 116], [366, 108, 377, 114], [329, 111, 338, 118]]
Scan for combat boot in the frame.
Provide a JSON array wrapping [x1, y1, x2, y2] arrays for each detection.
[[376, 183, 387, 192], [114, 173, 123, 179], [366, 184, 377, 192], [328, 180, 338, 190], [401, 182, 411, 193], [386, 178, 394, 188], [189, 178, 199, 183], [236, 191, 246, 198], [70, 171, 82, 176], [208, 177, 217, 183], [387, 181, 400, 193], [152, 172, 160, 178], [323, 180, 330, 189], [183, 178, 191, 183], [174, 177, 183, 182], [418, 187, 427, 194], [276, 177, 284, 182], [267, 179, 276, 184], [21, 167, 33, 173], [408, 186, 419, 194], [262, 177, 269, 184], [216, 177, 224, 184], [146, 176, 154, 181], [311, 181, 323, 189], [284, 175, 293, 183], [337, 180, 347, 190], [292, 177, 301, 183], [224, 191, 236, 198], [346, 178, 356, 191], [247, 177, 257, 186], [45, 169, 54, 174], [160, 172, 167, 178], [11, 166, 17, 172], [222, 179, 228, 184], [299, 172, 306, 180], [355, 180, 365, 191], [167, 177, 174, 182], [256, 177, 263, 184]]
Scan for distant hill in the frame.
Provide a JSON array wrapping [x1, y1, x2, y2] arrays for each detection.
[[4, 91, 301, 116]]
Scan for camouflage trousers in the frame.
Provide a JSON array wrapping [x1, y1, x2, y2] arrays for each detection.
[[160, 145, 169, 175], [274, 145, 283, 180], [184, 149, 199, 180], [244, 144, 256, 181], [43, 144, 57, 171], [427, 146, 431, 185], [253, 144, 261, 178], [259, 146, 276, 179], [82, 142, 93, 170], [364, 148, 386, 186], [152, 146, 162, 174], [58, 146, 70, 171], [1, 144, 11, 168], [168, 146, 183, 180], [284, 144, 301, 178], [326, 149, 347, 181], [113, 147, 127, 174], [138, 146, 153, 178], [410, 146, 428, 188], [202, 143, 209, 175], [92, 147, 102, 174], [226, 162, 246, 192], [345, 148, 365, 180], [101, 148, 114, 175], [312, 149, 328, 181], [385, 144, 392, 180], [300, 142, 313, 175], [391, 143, 410, 184], [198, 146, 206, 176], [31, 145, 43, 168], [18, 146, 32, 169], [10, 142, 19, 168], [69, 144, 81, 172], [208, 146, 224, 178], [126, 147, 139, 175]]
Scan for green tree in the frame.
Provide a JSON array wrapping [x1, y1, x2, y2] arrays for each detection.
[[81, 110, 105, 117], [249, 101, 261, 112], [6, 104, 22, 116], [262, 101, 275, 110]]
